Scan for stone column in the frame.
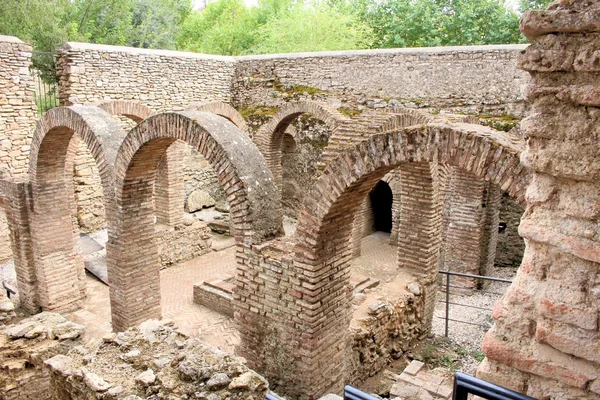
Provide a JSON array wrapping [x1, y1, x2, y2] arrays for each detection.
[[154, 142, 185, 227], [478, 3, 600, 398]]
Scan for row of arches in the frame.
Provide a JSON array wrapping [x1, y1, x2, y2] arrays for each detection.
[[14, 102, 281, 332], [3, 98, 531, 398]]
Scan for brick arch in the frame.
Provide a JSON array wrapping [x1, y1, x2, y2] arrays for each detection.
[[290, 122, 530, 389], [27, 105, 126, 312], [108, 111, 282, 331], [96, 100, 156, 123], [350, 109, 436, 255], [187, 101, 249, 133], [253, 100, 348, 190]]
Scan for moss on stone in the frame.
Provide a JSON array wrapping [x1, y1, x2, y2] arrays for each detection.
[[238, 105, 279, 131], [338, 107, 362, 117], [273, 80, 326, 98], [477, 113, 520, 132]]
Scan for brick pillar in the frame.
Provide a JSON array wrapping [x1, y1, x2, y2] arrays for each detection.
[[442, 168, 486, 283], [478, 3, 600, 397], [479, 183, 501, 278], [154, 141, 185, 227], [389, 170, 402, 245], [350, 196, 370, 258], [397, 162, 443, 327], [1, 180, 38, 313]]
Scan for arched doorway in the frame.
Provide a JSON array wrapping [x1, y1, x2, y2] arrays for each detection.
[[369, 180, 393, 233]]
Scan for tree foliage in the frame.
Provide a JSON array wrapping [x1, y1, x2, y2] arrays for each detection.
[[252, 2, 373, 54], [0, 0, 547, 60], [337, 0, 524, 48]]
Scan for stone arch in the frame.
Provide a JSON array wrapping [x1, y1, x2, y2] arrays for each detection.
[[27, 105, 125, 312], [253, 100, 348, 191], [108, 111, 282, 331], [187, 101, 250, 133], [290, 122, 530, 392]]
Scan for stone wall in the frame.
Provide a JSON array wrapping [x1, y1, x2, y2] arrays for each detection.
[[0, 312, 84, 400], [0, 36, 38, 266], [478, 2, 600, 398], [156, 221, 212, 268], [55, 42, 236, 110], [281, 116, 331, 217], [348, 278, 426, 384], [45, 320, 269, 400], [233, 45, 530, 117], [0, 35, 37, 178]]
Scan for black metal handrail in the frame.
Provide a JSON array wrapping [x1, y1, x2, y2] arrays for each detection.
[[453, 372, 535, 400], [344, 385, 380, 400]]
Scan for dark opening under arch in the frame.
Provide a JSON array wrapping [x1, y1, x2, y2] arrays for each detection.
[[369, 180, 393, 233]]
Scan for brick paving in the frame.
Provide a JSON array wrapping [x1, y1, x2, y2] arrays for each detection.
[[65, 245, 240, 352], [65, 232, 397, 353]]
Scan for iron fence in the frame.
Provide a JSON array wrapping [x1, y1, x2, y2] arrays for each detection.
[[30, 51, 59, 115], [438, 270, 513, 338]]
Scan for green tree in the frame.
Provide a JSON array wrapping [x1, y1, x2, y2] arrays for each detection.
[[177, 0, 257, 55], [336, 0, 523, 48], [0, 0, 77, 52], [519, 0, 553, 11], [252, 2, 373, 54]]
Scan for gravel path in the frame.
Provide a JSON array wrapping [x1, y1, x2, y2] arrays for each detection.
[[431, 265, 517, 374]]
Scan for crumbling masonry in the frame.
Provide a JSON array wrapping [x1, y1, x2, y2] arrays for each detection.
[[0, 1, 598, 399]]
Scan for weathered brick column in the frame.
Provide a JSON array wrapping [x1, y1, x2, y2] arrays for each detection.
[[0, 180, 38, 313], [478, 2, 600, 397], [479, 183, 501, 277], [396, 162, 443, 327], [154, 142, 185, 227], [441, 168, 501, 287]]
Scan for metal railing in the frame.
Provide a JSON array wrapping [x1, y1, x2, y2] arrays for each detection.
[[344, 373, 535, 400], [438, 270, 512, 338], [30, 51, 59, 115], [453, 372, 535, 400], [344, 385, 380, 400]]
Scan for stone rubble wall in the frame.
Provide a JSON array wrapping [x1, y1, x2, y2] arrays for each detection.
[[0, 36, 38, 266], [55, 42, 236, 111], [233, 45, 530, 117], [0, 312, 84, 400], [348, 279, 426, 384], [44, 319, 269, 400], [0, 36, 37, 178], [156, 221, 212, 268], [478, 2, 600, 398]]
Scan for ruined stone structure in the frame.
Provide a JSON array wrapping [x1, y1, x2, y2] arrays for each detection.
[[45, 320, 269, 399], [0, 2, 598, 397], [477, 2, 600, 398]]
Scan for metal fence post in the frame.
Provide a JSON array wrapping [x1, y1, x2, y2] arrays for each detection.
[[445, 271, 450, 337]]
